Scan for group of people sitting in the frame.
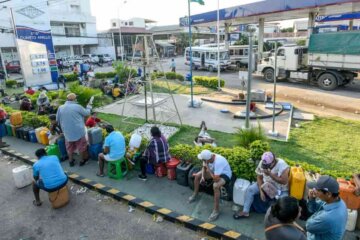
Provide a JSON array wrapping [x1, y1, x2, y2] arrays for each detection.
[[28, 95, 347, 239], [189, 148, 347, 239]]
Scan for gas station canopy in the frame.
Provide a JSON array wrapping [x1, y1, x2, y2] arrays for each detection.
[[180, 0, 360, 26]]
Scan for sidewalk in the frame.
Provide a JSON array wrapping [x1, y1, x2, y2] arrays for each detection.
[[3, 137, 359, 240], [3, 136, 265, 240]]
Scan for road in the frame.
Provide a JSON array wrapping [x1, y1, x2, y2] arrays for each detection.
[[162, 57, 360, 120], [0, 156, 201, 240]]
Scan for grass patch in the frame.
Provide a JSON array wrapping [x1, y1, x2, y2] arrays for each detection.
[[151, 80, 214, 95], [270, 117, 360, 175]]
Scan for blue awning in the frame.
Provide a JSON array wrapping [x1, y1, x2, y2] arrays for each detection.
[[180, 0, 358, 26]]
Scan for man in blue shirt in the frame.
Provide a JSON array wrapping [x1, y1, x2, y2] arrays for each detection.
[[306, 175, 347, 240], [32, 148, 68, 206], [96, 125, 125, 177]]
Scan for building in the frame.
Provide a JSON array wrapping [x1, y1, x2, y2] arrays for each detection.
[[0, 0, 100, 62]]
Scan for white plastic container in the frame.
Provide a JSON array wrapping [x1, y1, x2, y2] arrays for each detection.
[[233, 178, 251, 206], [12, 165, 33, 189], [346, 209, 358, 231], [129, 133, 142, 148]]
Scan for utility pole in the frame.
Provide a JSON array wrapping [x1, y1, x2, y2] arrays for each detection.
[[244, 30, 254, 129], [269, 41, 279, 137]]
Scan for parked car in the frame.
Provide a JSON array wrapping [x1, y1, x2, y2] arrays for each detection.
[[81, 54, 99, 63], [126, 51, 142, 61], [6, 61, 21, 73], [97, 54, 113, 63]]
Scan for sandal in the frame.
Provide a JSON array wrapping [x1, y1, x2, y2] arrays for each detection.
[[233, 213, 249, 220], [96, 172, 105, 177], [69, 160, 75, 167], [79, 158, 89, 167], [33, 200, 43, 207]]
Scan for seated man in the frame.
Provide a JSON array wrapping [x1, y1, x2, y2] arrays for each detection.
[[19, 96, 32, 111], [32, 148, 68, 206], [306, 175, 347, 240], [233, 152, 289, 219], [96, 125, 125, 177], [188, 150, 232, 222], [85, 112, 101, 128], [112, 83, 122, 100]]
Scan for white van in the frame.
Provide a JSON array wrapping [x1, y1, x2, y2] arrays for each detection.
[[229, 45, 257, 68], [184, 46, 231, 72]]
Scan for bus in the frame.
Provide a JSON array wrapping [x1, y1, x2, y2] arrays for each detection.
[[184, 46, 231, 72]]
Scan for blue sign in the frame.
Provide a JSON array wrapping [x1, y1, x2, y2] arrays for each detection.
[[180, 0, 357, 26], [316, 12, 360, 22]]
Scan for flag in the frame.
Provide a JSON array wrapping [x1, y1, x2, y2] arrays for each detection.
[[191, 0, 204, 5]]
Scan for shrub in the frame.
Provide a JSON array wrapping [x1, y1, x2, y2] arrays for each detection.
[[5, 80, 17, 88], [22, 111, 50, 128], [63, 73, 78, 82], [193, 76, 225, 89], [165, 72, 177, 80], [250, 140, 270, 161], [170, 144, 255, 180], [95, 72, 117, 79], [69, 83, 103, 108], [235, 123, 267, 148], [176, 73, 184, 81], [113, 61, 137, 83]]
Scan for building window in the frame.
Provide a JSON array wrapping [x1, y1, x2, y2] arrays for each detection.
[[50, 22, 64, 35], [112, 22, 116, 27], [129, 21, 133, 26], [70, 4, 80, 12], [125, 22, 128, 26], [65, 23, 81, 37]]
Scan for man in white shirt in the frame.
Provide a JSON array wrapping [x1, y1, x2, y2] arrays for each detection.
[[188, 150, 232, 221]]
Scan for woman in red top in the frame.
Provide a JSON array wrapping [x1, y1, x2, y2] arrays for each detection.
[[25, 87, 35, 95]]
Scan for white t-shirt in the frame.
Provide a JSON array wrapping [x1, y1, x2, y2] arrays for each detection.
[[208, 154, 232, 179], [255, 158, 289, 192]]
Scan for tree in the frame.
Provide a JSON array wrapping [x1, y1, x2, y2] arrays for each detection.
[[175, 32, 198, 54], [296, 39, 307, 46]]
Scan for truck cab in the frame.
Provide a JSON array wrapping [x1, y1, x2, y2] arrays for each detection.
[[257, 45, 308, 82]]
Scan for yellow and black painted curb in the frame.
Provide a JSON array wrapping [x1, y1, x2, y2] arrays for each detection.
[[2, 147, 254, 240]]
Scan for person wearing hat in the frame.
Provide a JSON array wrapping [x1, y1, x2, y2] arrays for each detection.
[[306, 175, 347, 240], [233, 151, 290, 219], [188, 149, 232, 222], [36, 91, 50, 115], [56, 93, 92, 167], [96, 125, 125, 177]]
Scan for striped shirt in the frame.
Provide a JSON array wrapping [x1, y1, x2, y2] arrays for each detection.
[[144, 135, 170, 164]]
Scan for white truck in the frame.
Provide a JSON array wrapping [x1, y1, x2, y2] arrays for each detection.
[[257, 32, 359, 90]]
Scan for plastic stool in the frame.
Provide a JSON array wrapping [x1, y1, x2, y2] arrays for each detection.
[[108, 157, 128, 179]]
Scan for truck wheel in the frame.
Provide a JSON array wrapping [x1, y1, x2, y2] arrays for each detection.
[[263, 68, 275, 82], [208, 65, 214, 72], [317, 73, 338, 91]]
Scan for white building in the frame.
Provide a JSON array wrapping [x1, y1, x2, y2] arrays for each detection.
[[110, 17, 156, 29], [0, 0, 101, 61]]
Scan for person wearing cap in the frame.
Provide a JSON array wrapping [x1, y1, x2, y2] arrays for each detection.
[[306, 175, 347, 240], [37, 91, 50, 114], [96, 125, 125, 177], [56, 93, 91, 167], [234, 152, 289, 219], [188, 149, 232, 222]]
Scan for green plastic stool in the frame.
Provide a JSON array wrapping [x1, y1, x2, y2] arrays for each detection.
[[108, 157, 128, 179]]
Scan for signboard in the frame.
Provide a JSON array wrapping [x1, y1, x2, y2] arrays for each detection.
[[11, 0, 58, 86], [316, 12, 360, 22]]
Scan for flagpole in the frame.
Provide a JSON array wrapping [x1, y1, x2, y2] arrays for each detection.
[[217, 0, 221, 90], [188, 0, 194, 107]]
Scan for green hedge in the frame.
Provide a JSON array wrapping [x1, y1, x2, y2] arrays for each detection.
[[193, 76, 225, 89], [69, 83, 104, 108], [152, 72, 184, 81], [1, 105, 50, 128], [170, 144, 256, 181], [95, 72, 117, 79], [63, 73, 78, 82], [5, 80, 17, 88]]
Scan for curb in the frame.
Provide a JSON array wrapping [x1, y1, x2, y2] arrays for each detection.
[[2, 147, 254, 240]]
